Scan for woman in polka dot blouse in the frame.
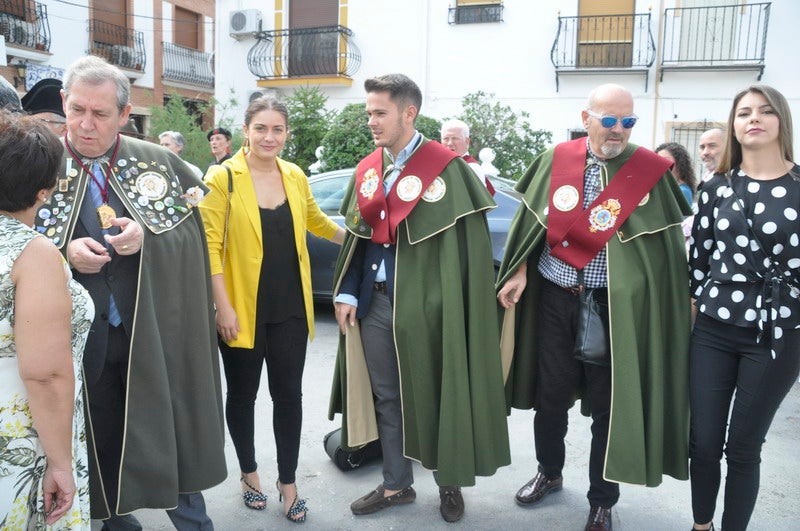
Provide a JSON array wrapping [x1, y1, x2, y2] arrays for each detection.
[[688, 84, 800, 531]]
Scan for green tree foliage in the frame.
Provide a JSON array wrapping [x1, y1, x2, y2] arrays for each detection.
[[149, 90, 244, 170], [456, 91, 553, 179], [283, 86, 335, 173], [320, 103, 442, 171]]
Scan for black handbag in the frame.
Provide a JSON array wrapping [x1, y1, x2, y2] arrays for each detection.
[[323, 428, 382, 471], [573, 271, 610, 366]]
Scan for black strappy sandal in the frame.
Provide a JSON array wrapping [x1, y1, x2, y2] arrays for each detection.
[[240, 475, 267, 510], [277, 480, 307, 523]]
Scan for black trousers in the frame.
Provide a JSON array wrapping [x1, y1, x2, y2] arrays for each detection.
[[219, 317, 308, 484], [533, 280, 619, 509], [689, 313, 800, 531]]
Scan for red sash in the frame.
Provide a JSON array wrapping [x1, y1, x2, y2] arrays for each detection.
[[462, 154, 495, 196], [355, 142, 457, 244], [547, 139, 671, 269]]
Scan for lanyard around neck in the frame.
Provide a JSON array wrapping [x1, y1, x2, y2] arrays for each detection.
[[65, 134, 121, 204]]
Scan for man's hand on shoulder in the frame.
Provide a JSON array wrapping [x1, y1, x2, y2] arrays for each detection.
[[104, 217, 144, 256], [67, 237, 111, 274]]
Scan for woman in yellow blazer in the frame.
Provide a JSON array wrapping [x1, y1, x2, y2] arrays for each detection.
[[200, 96, 344, 523]]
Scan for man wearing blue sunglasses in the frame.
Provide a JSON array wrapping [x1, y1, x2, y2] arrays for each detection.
[[497, 84, 691, 530]]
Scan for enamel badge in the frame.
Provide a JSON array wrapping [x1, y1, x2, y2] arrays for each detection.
[[136, 171, 169, 200], [588, 198, 621, 232], [553, 185, 580, 212], [422, 177, 446, 202], [360, 168, 379, 200], [396, 175, 422, 202]]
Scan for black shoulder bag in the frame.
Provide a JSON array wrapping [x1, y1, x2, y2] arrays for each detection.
[[573, 270, 611, 366], [323, 428, 382, 471]]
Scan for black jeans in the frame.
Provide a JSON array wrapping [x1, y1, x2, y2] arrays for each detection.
[[219, 317, 308, 485], [690, 313, 800, 530], [534, 280, 619, 508]]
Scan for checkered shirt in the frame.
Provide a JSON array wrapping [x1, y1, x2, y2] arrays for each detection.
[[537, 144, 608, 288]]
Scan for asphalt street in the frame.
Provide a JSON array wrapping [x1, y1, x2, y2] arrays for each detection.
[[101, 304, 800, 530]]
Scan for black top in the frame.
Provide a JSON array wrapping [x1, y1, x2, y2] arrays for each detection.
[[690, 166, 800, 356], [256, 200, 305, 324]]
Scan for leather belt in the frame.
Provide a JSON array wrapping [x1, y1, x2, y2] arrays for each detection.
[[373, 281, 387, 294]]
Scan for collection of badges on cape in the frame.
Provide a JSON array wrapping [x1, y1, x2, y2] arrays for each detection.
[[36, 156, 193, 245]]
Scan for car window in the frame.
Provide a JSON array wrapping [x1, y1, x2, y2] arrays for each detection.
[[310, 174, 349, 215]]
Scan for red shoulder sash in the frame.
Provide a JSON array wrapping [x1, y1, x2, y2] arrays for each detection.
[[546, 139, 671, 269], [461, 154, 495, 196], [355, 141, 457, 244]]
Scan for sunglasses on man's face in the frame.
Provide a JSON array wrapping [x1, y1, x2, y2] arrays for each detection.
[[586, 110, 638, 129]]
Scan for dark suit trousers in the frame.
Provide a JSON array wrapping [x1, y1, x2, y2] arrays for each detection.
[[533, 280, 619, 508]]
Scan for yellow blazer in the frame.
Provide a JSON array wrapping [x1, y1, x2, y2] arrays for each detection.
[[200, 149, 339, 348]]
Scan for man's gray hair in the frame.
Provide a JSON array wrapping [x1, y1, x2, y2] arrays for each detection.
[[441, 118, 470, 138], [159, 130, 186, 149], [63, 55, 130, 111], [0, 76, 22, 112]]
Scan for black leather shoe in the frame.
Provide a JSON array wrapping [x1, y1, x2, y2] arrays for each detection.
[[585, 506, 612, 531], [439, 486, 464, 523], [514, 471, 563, 506], [350, 484, 416, 515], [690, 524, 715, 531]]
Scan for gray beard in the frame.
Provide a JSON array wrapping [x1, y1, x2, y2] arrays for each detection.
[[600, 143, 623, 158]]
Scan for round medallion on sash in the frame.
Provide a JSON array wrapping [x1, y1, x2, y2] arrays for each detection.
[[360, 168, 380, 200], [553, 185, 580, 212], [135, 171, 169, 200], [589, 198, 622, 233], [638, 193, 650, 206], [422, 177, 446, 202], [396, 175, 422, 202]]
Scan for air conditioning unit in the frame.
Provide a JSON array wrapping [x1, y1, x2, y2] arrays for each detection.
[[0, 16, 35, 47], [111, 45, 136, 69], [229, 9, 262, 40]]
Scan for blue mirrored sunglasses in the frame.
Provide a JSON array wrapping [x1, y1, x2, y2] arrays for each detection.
[[586, 110, 638, 129]]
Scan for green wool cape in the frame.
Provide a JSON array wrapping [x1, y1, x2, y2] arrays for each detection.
[[39, 136, 227, 517], [496, 143, 692, 486], [328, 147, 511, 486]]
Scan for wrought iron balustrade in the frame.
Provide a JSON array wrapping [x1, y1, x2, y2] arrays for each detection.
[[448, 3, 504, 25], [551, 12, 655, 70], [247, 25, 360, 80], [162, 42, 213, 88], [0, 0, 50, 51], [661, 2, 770, 78], [89, 19, 146, 72]]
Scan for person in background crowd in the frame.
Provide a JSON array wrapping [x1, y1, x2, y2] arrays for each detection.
[[331, 73, 510, 524], [0, 110, 93, 530], [159, 130, 204, 178], [698, 128, 725, 180], [0, 75, 23, 112], [688, 84, 800, 531], [201, 96, 344, 523], [656, 141, 698, 207], [36, 55, 226, 530], [440, 118, 495, 195], [497, 83, 691, 531], [21, 78, 67, 136], [208, 127, 232, 169]]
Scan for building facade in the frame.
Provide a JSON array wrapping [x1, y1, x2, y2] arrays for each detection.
[[1, 0, 216, 137], [214, 0, 799, 175]]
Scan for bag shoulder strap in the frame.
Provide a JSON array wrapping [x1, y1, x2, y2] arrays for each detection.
[[221, 164, 233, 271]]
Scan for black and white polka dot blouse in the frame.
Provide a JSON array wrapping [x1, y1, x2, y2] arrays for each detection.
[[689, 166, 800, 357]]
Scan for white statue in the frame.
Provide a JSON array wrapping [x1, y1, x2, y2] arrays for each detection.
[[479, 147, 499, 177], [308, 145, 325, 174]]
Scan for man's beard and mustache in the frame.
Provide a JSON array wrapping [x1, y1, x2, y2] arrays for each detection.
[[600, 135, 625, 158]]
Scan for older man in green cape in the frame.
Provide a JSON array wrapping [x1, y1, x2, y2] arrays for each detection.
[[328, 74, 509, 524], [497, 84, 691, 531]]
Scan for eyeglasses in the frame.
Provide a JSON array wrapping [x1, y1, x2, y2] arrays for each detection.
[[586, 110, 638, 129]]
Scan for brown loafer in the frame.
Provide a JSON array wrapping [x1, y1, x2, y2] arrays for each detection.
[[515, 471, 563, 506], [439, 486, 464, 523], [585, 506, 612, 531], [350, 484, 416, 515]]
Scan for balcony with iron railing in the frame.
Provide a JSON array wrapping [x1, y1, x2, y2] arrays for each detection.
[[162, 42, 214, 89], [89, 19, 146, 73], [0, 0, 50, 51], [660, 2, 770, 80], [551, 11, 656, 91], [448, 3, 504, 25], [247, 25, 361, 86]]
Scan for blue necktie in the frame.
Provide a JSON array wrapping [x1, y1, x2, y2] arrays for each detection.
[[89, 163, 122, 327]]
